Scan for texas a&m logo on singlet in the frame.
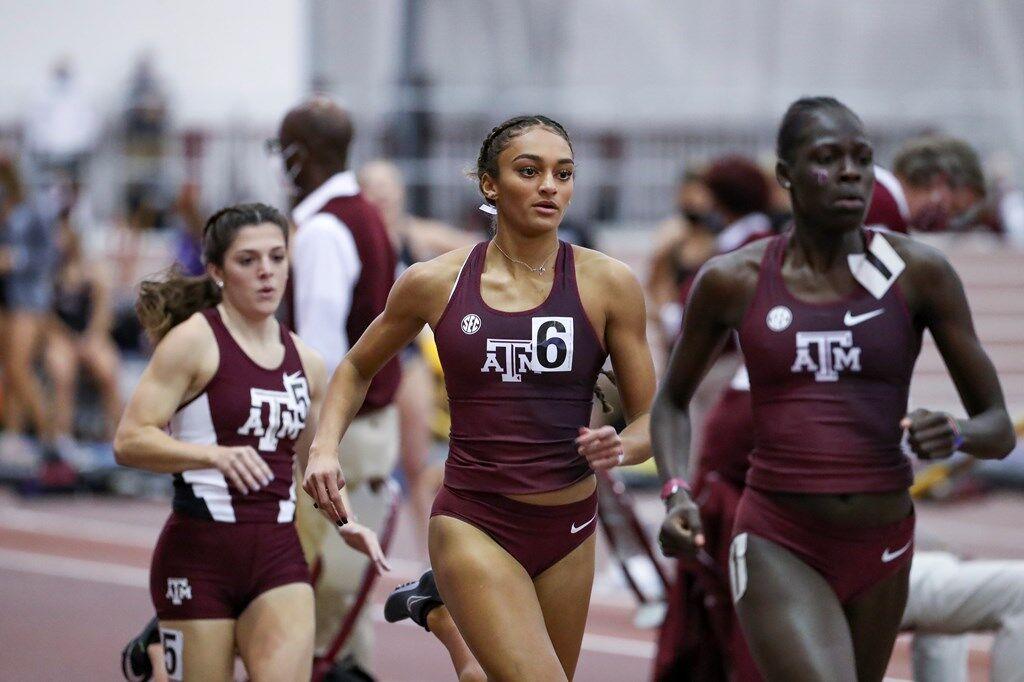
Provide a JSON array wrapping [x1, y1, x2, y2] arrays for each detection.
[[480, 316, 574, 383], [166, 577, 192, 605], [790, 331, 862, 382], [237, 371, 310, 451]]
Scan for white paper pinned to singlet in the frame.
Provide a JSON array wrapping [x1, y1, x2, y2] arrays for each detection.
[[847, 232, 905, 299]]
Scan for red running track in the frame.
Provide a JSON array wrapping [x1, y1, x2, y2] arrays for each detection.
[[2, 488, 1013, 680]]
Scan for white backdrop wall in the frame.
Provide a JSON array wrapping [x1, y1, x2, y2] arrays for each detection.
[[314, 0, 1024, 161], [0, 0, 308, 128]]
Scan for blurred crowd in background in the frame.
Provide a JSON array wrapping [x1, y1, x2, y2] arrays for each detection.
[[1, 54, 1023, 500]]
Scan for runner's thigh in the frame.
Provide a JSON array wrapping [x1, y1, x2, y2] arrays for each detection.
[[731, 533, 857, 682], [429, 515, 567, 682], [844, 560, 910, 682], [157, 619, 234, 682], [235, 582, 315, 682], [533, 533, 596, 679]]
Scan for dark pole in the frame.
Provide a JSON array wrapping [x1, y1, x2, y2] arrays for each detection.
[[394, 0, 432, 216]]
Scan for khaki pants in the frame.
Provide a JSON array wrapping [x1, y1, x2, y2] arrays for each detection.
[[902, 551, 1024, 682], [295, 405, 399, 670]]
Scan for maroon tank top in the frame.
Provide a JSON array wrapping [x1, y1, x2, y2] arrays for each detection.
[[170, 308, 309, 522], [434, 241, 608, 494], [737, 230, 921, 494]]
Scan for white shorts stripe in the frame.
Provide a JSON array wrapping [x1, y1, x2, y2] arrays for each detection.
[[730, 532, 749, 602]]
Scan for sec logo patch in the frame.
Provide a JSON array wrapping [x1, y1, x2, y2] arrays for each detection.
[[461, 314, 482, 335], [766, 306, 793, 332]]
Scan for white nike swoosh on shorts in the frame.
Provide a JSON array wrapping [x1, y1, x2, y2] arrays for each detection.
[[570, 513, 598, 534], [844, 308, 885, 326], [407, 595, 432, 608], [881, 540, 913, 563]]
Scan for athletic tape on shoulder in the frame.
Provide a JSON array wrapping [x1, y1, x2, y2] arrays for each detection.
[[729, 532, 749, 602]]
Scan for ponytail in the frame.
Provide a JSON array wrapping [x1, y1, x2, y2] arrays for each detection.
[[136, 266, 221, 342]]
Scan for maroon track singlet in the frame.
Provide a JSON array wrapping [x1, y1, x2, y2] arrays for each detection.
[[737, 229, 921, 494], [170, 307, 309, 523], [434, 241, 607, 494]]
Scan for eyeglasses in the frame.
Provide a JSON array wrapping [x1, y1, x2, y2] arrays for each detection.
[[264, 138, 294, 157]]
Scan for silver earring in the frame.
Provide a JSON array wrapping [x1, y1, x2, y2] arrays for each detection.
[[216, 280, 224, 288]]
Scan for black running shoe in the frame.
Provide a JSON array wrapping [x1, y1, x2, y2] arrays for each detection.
[[121, 616, 160, 681], [384, 570, 443, 630]]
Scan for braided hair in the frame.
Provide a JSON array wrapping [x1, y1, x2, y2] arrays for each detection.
[[473, 115, 573, 206]]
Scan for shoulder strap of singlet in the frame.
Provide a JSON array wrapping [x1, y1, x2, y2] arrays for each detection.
[[278, 320, 301, 366], [202, 307, 232, 350], [554, 240, 570, 291], [449, 241, 488, 305], [757, 232, 789, 299]]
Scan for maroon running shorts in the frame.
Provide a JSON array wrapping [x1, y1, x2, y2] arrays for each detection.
[[150, 512, 311, 620], [431, 484, 598, 578], [732, 486, 915, 603]]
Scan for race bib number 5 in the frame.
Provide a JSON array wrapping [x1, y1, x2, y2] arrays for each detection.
[[160, 627, 184, 681]]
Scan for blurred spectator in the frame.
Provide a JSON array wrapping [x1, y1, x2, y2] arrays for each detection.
[[704, 155, 772, 253], [169, 182, 206, 276], [889, 135, 992, 233], [359, 159, 474, 553], [687, 155, 773, 465], [0, 153, 62, 466], [124, 54, 169, 156], [937, 138, 1002, 233], [45, 212, 122, 450], [646, 169, 718, 352], [24, 59, 99, 181], [123, 55, 171, 231], [359, 159, 475, 264]]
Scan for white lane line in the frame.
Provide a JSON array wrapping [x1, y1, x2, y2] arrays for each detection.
[[0, 506, 158, 547], [0, 548, 657, 660], [0, 507, 638, 610], [581, 633, 655, 659], [0, 548, 149, 587]]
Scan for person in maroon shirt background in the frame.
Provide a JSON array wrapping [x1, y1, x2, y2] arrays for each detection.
[[304, 115, 657, 681], [652, 97, 1014, 681]]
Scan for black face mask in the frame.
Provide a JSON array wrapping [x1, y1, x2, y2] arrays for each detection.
[[683, 208, 725, 234]]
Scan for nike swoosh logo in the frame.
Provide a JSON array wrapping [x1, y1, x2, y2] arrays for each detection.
[[844, 308, 885, 327], [570, 513, 598, 534], [406, 595, 432, 610], [881, 540, 913, 563]]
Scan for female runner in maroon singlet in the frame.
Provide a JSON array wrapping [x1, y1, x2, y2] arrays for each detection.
[[305, 116, 656, 681], [114, 204, 387, 682], [651, 97, 1015, 682]]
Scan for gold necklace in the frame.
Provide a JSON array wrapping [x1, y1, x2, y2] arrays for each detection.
[[492, 240, 559, 274]]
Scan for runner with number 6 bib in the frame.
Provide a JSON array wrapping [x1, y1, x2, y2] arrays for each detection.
[[306, 115, 657, 681]]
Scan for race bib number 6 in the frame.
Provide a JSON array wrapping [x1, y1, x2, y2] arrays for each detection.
[[532, 317, 574, 373]]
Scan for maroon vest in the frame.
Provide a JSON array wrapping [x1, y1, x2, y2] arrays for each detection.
[[318, 194, 400, 413], [434, 241, 608, 494], [172, 308, 308, 523], [737, 230, 921, 494]]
